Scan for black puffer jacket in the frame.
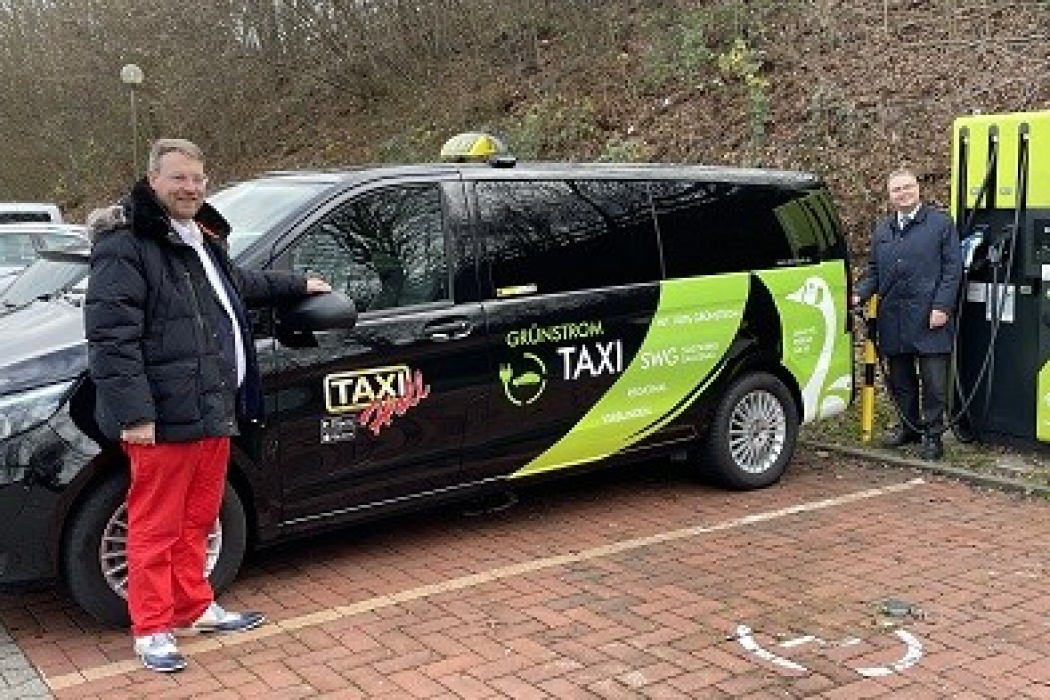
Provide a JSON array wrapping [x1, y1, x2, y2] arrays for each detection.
[[85, 180, 308, 443]]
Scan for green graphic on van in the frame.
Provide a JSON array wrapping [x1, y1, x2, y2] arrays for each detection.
[[511, 263, 853, 478], [756, 262, 852, 422], [500, 352, 548, 406], [513, 274, 749, 477], [1037, 360, 1050, 442]]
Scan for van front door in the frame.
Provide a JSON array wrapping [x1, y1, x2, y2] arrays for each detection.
[[266, 180, 488, 527]]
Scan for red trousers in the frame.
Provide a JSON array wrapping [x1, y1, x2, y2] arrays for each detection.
[[123, 437, 229, 636]]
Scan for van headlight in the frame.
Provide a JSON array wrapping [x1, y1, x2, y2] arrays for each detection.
[[0, 381, 75, 442]]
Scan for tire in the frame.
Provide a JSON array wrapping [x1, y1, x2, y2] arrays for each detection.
[[62, 474, 248, 628], [702, 372, 799, 490]]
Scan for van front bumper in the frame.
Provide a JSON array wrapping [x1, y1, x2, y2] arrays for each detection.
[[0, 484, 57, 585], [0, 408, 98, 586]]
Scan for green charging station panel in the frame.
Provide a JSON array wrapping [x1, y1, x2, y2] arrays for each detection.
[[951, 110, 1050, 447]]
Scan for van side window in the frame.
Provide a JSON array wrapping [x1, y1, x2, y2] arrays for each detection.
[[651, 181, 797, 276], [773, 189, 847, 261], [477, 180, 661, 296], [289, 185, 449, 312]]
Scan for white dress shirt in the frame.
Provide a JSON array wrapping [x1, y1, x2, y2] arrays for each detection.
[[171, 219, 246, 387]]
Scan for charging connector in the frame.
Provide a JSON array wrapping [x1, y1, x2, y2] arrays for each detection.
[[961, 229, 985, 271]]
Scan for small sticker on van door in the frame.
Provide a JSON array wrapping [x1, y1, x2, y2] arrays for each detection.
[[322, 365, 432, 437], [500, 353, 548, 406]]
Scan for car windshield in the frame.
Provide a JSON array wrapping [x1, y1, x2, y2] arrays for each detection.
[[0, 226, 85, 262], [0, 232, 40, 267], [0, 255, 88, 308], [208, 179, 332, 257], [0, 212, 54, 224], [39, 232, 86, 251]]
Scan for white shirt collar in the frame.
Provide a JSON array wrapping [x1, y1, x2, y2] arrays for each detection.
[[899, 204, 921, 225], [170, 218, 202, 247]]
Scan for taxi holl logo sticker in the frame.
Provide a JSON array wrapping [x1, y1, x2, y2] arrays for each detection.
[[324, 365, 431, 436], [326, 365, 413, 412]]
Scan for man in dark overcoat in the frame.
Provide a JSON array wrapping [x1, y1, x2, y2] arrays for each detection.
[[853, 168, 962, 460]]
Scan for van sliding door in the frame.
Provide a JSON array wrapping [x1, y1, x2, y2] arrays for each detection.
[[469, 178, 664, 481]]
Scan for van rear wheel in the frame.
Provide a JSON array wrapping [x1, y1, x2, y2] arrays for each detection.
[[703, 372, 798, 490]]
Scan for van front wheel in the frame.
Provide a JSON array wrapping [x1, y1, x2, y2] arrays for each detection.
[[703, 372, 798, 490], [62, 475, 247, 627]]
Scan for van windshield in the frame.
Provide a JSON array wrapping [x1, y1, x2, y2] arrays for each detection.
[[208, 180, 332, 257]]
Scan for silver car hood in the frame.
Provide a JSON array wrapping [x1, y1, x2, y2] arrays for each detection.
[[0, 300, 87, 397]]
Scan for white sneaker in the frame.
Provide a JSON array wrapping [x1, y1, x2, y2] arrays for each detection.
[[176, 602, 265, 635], [133, 632, 186, 673]]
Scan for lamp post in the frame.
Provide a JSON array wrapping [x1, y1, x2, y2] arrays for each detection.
[[120, 64, 144, 175]]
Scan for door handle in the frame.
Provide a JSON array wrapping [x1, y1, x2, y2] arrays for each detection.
[[425, 319, 472, 341]]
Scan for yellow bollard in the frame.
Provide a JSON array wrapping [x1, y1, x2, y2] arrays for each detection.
[[860, 296, 878, 443]]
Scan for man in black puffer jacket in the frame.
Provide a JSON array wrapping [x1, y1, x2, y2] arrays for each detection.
[[85, 138, 330, 673]]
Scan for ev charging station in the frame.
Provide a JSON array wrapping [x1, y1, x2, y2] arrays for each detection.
[[951, 110, 1050, 448]]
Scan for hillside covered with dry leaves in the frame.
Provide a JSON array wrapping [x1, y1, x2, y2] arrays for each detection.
[[318, 0, 1050, 259], [5, 0, 1050, 260]]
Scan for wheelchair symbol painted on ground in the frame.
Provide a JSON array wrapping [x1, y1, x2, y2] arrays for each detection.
[[735, 624, 923, 678]]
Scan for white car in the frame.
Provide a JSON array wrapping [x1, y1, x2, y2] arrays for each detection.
[[0, 222, 87, 292], [0, 202, 63, 224]]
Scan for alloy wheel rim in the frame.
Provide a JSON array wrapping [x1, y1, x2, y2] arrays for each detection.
[[100, 503, 223, 599], [728, 389, 787, 474]]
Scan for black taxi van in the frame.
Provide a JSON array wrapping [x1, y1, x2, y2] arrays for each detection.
[[0, 158, 853, 625]]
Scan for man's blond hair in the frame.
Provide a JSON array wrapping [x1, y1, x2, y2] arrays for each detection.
[[148, 138, 204, 172], [887, 168, 918, 185]]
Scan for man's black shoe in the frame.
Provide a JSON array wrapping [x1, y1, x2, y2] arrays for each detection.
[[921, 435, 944, 461], [880, 427, 922, 449]]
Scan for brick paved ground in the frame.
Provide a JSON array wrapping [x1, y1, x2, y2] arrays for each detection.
[[2, 447, 1050, 698], [0, 623, 50, 699]]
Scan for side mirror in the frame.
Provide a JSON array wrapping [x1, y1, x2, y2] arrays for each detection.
[[276, 291, 357, 347]]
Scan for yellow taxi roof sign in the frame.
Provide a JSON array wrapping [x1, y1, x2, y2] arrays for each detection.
[[440, 132, 508, 163]]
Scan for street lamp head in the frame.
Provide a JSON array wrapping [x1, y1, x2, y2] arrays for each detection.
[[120, 64, 144, 86]]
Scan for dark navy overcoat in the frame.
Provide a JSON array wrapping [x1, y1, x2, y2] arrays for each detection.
[[855, 205, 962, 356]]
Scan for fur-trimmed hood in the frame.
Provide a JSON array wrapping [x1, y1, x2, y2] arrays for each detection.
[[84, 203, 128, 244], [86, 178, 230, 247]]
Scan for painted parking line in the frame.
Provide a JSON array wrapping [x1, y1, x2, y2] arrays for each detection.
[[45, 477, 926, 690]]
